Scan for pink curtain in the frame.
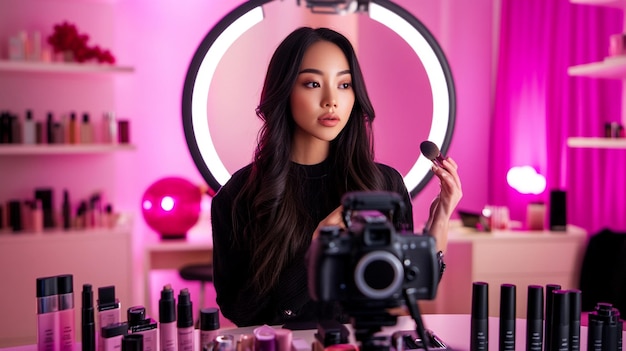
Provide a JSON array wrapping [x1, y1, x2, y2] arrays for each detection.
[[490, 0, 626, 234]]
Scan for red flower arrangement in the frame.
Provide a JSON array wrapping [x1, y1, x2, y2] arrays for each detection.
[[47, 21, 116, 64]]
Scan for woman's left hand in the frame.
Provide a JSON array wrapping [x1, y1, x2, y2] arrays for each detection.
[[426, 156, 462, 251]]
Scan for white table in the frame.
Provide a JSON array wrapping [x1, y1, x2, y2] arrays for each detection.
[[3, 314, 624, 351]]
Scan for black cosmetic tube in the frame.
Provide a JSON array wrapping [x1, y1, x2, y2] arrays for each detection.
[[82, 284, 96, 351], [499, 284, 516, 351], [526, 285, 544, 351], [549, 290, 569, 351], [568, 290, 581, 351], [544, 284, 561, 351], [471, 282, 489, 351]]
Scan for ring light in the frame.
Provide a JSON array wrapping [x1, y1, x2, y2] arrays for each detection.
[[182, 0, 456, 197]]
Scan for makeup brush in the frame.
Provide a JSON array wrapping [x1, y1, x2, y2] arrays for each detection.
[[420, 140, 445, 167]]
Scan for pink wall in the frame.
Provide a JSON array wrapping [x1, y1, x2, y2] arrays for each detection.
[[0, 0, 494, 314]]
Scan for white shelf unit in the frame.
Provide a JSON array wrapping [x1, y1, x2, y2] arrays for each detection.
[[0, 59, 134, 74], [0, 144, 136, 155], [567, 0, 626, 148]]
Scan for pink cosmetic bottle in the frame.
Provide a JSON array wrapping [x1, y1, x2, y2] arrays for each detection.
[[98, 286, 122, 351], [158, 285, 177, 351], [199, 307, 220, 351], [101, 322, 129, 351], [57, 274, 75, 351], [127, 306, 158, 351], [36, 276, 60, 351], [177, 289, 194, 351], [98, 286, 121, 328]]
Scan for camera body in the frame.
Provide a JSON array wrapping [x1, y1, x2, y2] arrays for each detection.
[[307, 191, 441, 312]]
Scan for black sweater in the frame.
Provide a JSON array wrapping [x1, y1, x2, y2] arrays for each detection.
[[210, 159, 413, 327]]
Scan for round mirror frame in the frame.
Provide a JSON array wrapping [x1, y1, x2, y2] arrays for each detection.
[[182, 0, 456, 197]]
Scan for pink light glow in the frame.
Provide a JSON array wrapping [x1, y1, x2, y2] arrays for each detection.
[[507, 166, 546, 195], [141, 177, 203, 239]]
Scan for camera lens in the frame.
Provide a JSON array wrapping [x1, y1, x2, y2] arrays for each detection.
[[354, 251, 403, 299]]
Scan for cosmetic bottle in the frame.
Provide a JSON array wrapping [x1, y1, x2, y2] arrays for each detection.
[[545, 284, 561, 349], [22, 200, 33, 231], [587, 302, 622, 351], [81, 113, 93, 144], [35, 188, 54, 229], [200, 307, 220, 350], [62, 190, 71, 230], [159, 285, 177, 351], [470, 282, 489, 351], [253, 325, 276, 351], [46, 112, 54, 144], [8, 200, 23, 232], [499, 284, 516, 351], [23, 109, 36, 144], [177, 288, 194, 351], [568, 290, 581, 351], [36, 120, 44, 144], [57, 274, 75, 351], [213, 335, 235, 351], [53, 122, 64, 145], [102, 322, 129, 351], [98, 286, 122, 330], [102, 111, 117, 144], [122, 334, 144, 351], [37, 276, 60, 351], [82, 284, 96, 351], [32, 199, 43, 233], [526, 285, 543, 351], [68, 112, 78, 144], [127, 306, 158, 351], [550, 290, 570, 351]]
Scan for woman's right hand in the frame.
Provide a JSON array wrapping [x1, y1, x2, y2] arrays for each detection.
[[312, 206, 345, 239]]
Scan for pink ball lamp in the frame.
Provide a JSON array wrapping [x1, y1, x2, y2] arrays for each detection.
[[141, 177, 203, 239]]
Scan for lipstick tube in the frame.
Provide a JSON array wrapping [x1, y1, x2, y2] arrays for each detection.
[[57, 274, 74, 351], [470, 282, 489, 351], [525, 285, 543, 351], [37, 276, 60, 351], [499, 284, 516, 351]]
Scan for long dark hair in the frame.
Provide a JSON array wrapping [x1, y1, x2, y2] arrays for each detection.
[[232, 27, 386, 296]]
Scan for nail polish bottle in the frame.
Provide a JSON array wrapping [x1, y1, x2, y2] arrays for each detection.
[[23, 109, 36, 144]]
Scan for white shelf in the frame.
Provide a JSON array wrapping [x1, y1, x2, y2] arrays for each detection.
[[568, 56, 626, 79], [570, 0, 626, 8], [567, 137, 626, 148], [0, 144, 136, 155], [0, 59, 134, 74]]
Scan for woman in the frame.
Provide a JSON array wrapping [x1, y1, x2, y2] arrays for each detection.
[[211, 27, 462, 327]]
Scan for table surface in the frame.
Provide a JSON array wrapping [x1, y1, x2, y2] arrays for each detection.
[[3, 314, 624, 351]]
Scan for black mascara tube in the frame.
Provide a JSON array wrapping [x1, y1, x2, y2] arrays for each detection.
[[82, 284, 96, 351], [544, 284, 561, 351], [526, 285, 544, 351], [471, 282, 489, 351], [550, 290, 569, 351], [499, 284, 516, 351], [568, 290, 581, 351]]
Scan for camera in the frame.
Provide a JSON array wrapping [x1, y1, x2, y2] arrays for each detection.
[[307, 191, 441, 313]]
